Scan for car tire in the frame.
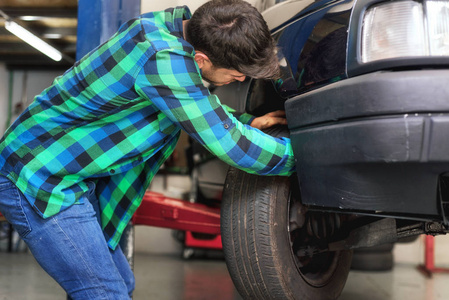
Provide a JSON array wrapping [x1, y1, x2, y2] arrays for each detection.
[[221, 168, 353, 300]]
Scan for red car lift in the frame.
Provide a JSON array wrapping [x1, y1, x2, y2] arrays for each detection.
[[132, 191, 223, 250], [417, 235, 449, 277]]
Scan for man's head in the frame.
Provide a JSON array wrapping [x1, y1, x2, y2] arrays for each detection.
[[186, 0, 280, 85]]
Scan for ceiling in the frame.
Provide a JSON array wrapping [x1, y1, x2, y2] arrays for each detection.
[[0, 0, 77, 70]]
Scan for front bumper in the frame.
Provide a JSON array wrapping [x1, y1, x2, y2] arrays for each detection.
[[285, 70, 449, 221]]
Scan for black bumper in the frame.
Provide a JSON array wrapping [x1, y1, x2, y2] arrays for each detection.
[[285, 70, 449, 221]]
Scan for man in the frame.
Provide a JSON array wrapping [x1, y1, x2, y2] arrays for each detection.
[[0, 0, 295, 298]]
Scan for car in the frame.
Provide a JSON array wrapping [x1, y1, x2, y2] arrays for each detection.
[[195, 0, 449, 299]]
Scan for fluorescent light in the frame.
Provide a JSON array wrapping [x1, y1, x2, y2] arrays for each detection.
[[5, 20, 62, 61], [19, 16, 45, 21], [43, 33, 63, 39]]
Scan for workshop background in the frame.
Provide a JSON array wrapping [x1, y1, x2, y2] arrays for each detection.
[[0, 0, 449, 299]]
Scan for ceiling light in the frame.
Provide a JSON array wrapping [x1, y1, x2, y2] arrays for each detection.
[[19, 16, 45, 21], [43, 33, 63, 39], [5, 20, 63, 61]]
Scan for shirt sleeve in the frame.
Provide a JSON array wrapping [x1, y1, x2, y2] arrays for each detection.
[[134, 49, 295, 176], [221, 105, 256, 125]]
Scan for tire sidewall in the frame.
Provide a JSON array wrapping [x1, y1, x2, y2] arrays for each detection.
[[266, 176, 353, 300]]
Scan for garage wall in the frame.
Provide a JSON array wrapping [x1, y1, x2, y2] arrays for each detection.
[[141, 0, 269, 14], [0, 65, 63, 135], [0, 64, 8, 135], [141, 0, 206, 13]]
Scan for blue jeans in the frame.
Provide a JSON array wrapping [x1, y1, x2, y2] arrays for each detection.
[[0, 175, 135, 299]]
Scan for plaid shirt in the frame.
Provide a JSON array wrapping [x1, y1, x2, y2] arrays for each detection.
[[0, 6, 295, 249]]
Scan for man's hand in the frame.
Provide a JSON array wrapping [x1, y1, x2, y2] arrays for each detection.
[[250, 110, 287, 130]]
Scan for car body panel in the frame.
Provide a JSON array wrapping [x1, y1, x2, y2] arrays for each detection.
[[276, 0, 449, 221]]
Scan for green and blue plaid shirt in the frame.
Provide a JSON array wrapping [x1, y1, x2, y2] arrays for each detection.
[[0, 6, 295, 249]]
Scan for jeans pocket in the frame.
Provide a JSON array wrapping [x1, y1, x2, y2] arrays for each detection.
[[0, 178, 32, 238], [14, 189, 33, 238]]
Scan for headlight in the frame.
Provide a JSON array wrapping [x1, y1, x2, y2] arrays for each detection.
[[361, 0, 449, 63], [427, 0, 449, 55]]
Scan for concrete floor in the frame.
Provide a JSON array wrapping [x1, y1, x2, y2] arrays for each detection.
[[1, 250, 449, 300]]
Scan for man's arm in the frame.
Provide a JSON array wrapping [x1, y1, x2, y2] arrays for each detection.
[[135, 50, 295, 176]]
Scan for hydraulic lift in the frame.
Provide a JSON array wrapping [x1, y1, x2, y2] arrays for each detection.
[[132, 191, 223, 256]]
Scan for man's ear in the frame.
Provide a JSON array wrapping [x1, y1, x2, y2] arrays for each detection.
[[194, 51, 210, 69]]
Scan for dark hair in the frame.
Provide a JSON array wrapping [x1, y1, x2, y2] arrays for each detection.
[[186, 0, 280, 79], [301, 27, 348, 86]]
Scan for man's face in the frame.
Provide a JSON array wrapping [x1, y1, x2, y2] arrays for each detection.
[[201, 66, 246, 86]]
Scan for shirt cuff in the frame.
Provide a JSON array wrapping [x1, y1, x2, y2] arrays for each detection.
[[238, 113, 256, 125]]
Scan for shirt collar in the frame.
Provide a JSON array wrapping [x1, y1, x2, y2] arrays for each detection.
[[173, 6, 192, 38]]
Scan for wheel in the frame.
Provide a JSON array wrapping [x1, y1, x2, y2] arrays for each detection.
[[221, 169, 353, 300]]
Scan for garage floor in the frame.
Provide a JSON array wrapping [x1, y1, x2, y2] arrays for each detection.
[[0, 250, 448, 300]]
